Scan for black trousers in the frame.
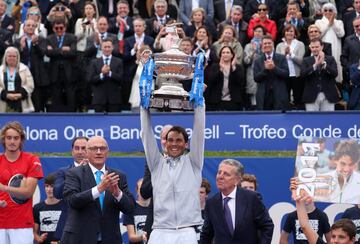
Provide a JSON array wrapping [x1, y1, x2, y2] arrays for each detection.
[[50, 68, 76, 112], [287, 76, 304, 109], [93, 104, 121, 113]]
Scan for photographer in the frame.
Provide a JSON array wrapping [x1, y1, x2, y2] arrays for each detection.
[[153, 21, 185, 52], [74, 2, 97, 111], [45, 3, 74, 34]]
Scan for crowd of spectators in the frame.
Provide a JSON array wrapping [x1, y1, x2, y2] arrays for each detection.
[[1, 0, 360, 112]]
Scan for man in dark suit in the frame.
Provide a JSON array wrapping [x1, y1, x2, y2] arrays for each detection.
[[53, 136, 88, 241], [98, 0, 119, 18], [145, 0, 171, 39], [341, 16, 360, 84], [275, 0, 310, 22], [46, 18, 77, 112], [200, 159, 274, 244], [124, 18, 154, 66], [108, 0, 134, 55], [123, 17, 154, 109], [253, 35, 290, 110], [0, 0, 15, 34], [343, 0, 360, 37], [61, 135, 135, 244], [54, 137, 89, 200], [277, 2, 311, 45], [218, 5, 249, 47], [89, 38, 124, 112], [84, 16, 120, 59], [213, 0, 244, 25], [15, 19, 49, 112], [301, 38, 340, 111]]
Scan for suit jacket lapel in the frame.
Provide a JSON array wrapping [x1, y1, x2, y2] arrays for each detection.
[[234, 188, 246, 234], [84, 164, 97, 188], [84, 164, 102, 211], [352, 35, 360, 45]]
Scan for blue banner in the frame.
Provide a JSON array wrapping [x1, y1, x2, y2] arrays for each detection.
[[0, 112, 359, 152]]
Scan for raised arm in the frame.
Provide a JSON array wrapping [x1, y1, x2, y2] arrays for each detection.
[[140, 108, 162, 171], [295, 195, 319, 244], [189, 105, 205, 170]]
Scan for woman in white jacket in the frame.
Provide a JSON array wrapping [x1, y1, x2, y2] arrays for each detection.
[[0, 47, 34, 113], [315, 3, 345, 83], [276, 24, 305, 110]]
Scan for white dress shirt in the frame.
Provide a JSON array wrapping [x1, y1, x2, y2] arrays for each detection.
[[131, 33, 145, 56], [89, 163, 122, 202]]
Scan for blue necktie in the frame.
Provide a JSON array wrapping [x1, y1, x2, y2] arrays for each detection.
[[95, 171, 104, 210], [224, 197, 234, 235]]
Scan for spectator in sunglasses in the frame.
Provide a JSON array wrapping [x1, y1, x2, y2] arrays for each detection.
[[247, 4, 277, 41], [18, 6, 47, 38], [315, 3, 344, 83]]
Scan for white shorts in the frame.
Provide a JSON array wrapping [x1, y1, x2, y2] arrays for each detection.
[[0, 228, 33, 244], [148, 227, 197, 244]]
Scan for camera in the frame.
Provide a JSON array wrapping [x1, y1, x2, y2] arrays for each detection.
[[165, 26, 175, 33], [55, 6, 65, 11]]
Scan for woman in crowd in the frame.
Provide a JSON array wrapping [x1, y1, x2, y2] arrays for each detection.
[[192, 26, 218, 68], [74, 2, 98, 112], [74, 1, 98, 54], [247, 3, 277, 41], [19, 6, 47, 38], [183, 7, 217, 40], [315, 2, 344, 83], [276, 24, 305, 110], [244, 25, 267, 109], [0, 47, 34, 113], [212, 25, 243, 65], [205, 46, 246, 111], [153, 20, 185, 52], [309, 0, 337, 20]]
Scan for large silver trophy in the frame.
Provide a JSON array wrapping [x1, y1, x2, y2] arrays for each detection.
[[148, 24, 196, 111]]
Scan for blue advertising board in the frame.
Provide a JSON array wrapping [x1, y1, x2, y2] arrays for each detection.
[[34, 156, 353, 244], [0, 112, 359, 152]]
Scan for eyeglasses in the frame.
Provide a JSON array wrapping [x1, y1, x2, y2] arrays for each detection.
[[87, 146, 108, 152], [29, 11, 40, 15], [54, 26, 64, 31], [323, 9, 333, 12], [258, 8, 267, 12]]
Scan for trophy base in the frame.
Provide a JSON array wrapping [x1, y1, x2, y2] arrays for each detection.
[[150, 94, 193, 111]]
